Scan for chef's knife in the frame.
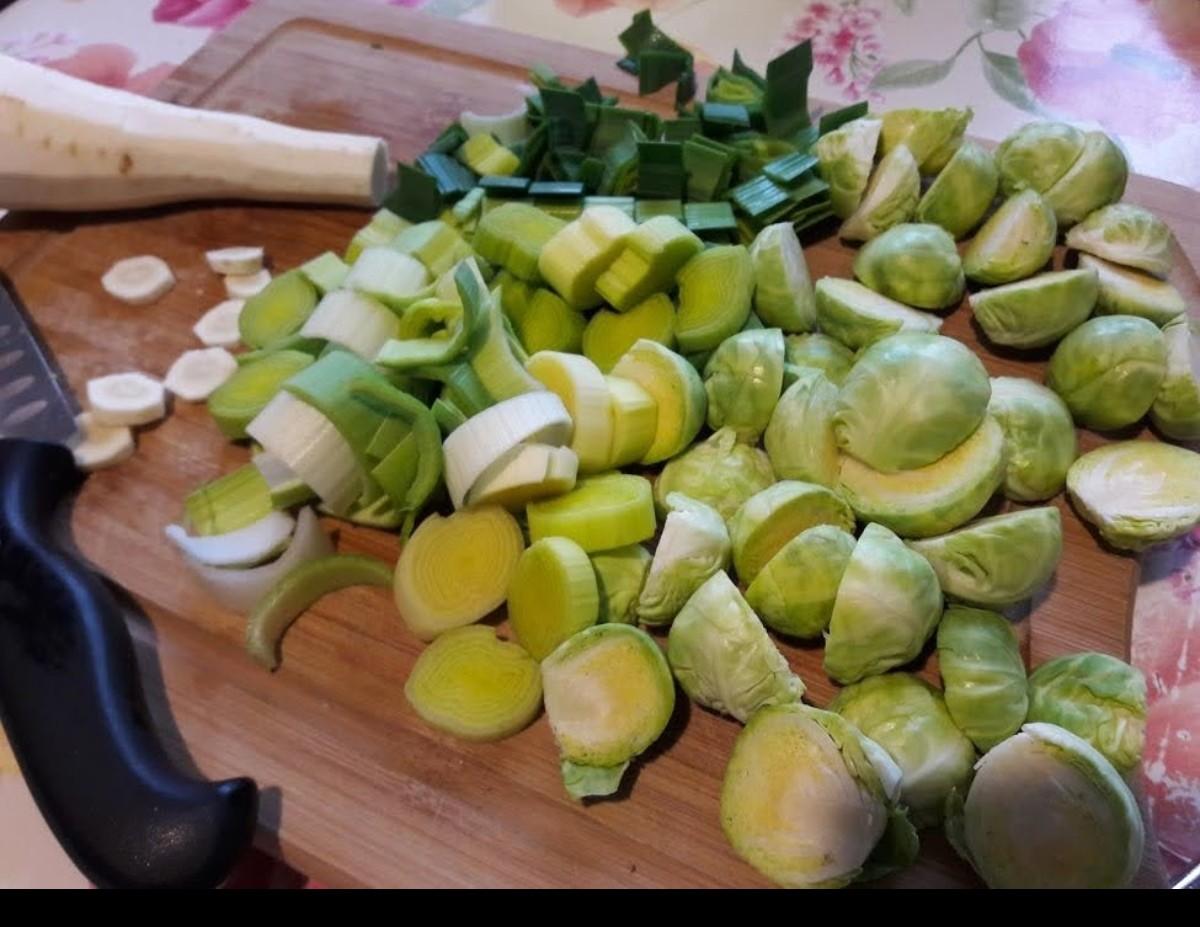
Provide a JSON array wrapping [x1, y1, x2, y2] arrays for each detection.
[[0, 279, 257, 889]]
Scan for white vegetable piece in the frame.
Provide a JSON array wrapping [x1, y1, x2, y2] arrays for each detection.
[[70, 411, 134, 471], [224, 268, 272, 299], [100, 255, 175, 305], [164, 347, 238, 402], [86, 371, 166, 427], [300, 289, 399, 361], [165, 510, 296, 569], [0, 55, 389, 210], [192, 299, 244, 347], [205, 246, 264, 276], [460, 105, 529, 147]]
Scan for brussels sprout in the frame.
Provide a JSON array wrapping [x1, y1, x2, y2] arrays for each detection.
[[916, 141, 999, 239], [590, 545, 651, 625], [814, 278, 942, 350], [831, 674, 976, 827], [636, 494, 731, 627], [824, 522, 943, 684], [835, 334, 990, 473], [745, 524, 856, 638], [1027, 652, 1146, 774], [1081, 253, 1186, 326], [970, 268, 1098, 349], [654, 427, 776, 522], [730, 480, 856, 584], [1151, 316, 1200, 440], [880, 107, 973, 173], [838, 416, 1007, 538], [839, 144, 920, 243], [852, 223, 965, 310], [937, 605, 1027, 752], [814, 116, 882, 219], [1067, 440, 1200, 550], [1046, 315, 1166, 430], [908, 507, 1062, 607], [750, 222, 816, 332], [946, 723, 1144, 888], [987, 377, 1078, 502], [784, 332, 856, 386], [541, 624, 675, 799], [721, 704, 917, 888], [962, 190, 1057, 285], [667, 572, 803, 722], [1066, 203, 1174, 278], [995, 121, 1085, 197], [763, 369, 839, 488], [1042, 131, 1128, 228], [703, 328, 785, 443]]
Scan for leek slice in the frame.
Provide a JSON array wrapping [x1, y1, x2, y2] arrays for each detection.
[[184, 464, 273, 536], [207, 349, 314, 440], [526, 351, 613, 474], [245, 554, 392, 670], [537, 206, 637, 309], [299, 251, 350, 294], [450, 186, 485, 229], [509, 536, 601, 660], [461, 105, 529, 147], [391, 220, 475, 277], [582, 293, 676, 373], [377, 262, 486, 370], [235, 334, 325, 365], [300, 289, 400, 361], [468, 282, 546, 400], [675, 245, 755, 353], [345, 208, 409, 263], [610, 339, 706, 464], [730, 481, 856, 584], [405, 625, 543, 741], [604, 375, 657, 469], [165, 511, 296, 569], [594, 216, 703, 312], [527, 473, 656, 552], [432, 396, 467, 435], [465, 443, 579, 510], [343, 247, 431, 311], [590, 544, 652, 625], [505, 287, 586, 355], [394, 506, 525, 641], [237, 271, 319, 350], [458, 133, 520, 176], [473, 202, 565, 283], [253, 451, 313, 509]]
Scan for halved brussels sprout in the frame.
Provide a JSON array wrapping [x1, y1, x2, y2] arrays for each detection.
[[541, 623, 675, 799], [667, 572, 803, 722], [750, 222, 816, 332], [963, 190, 1057, 285], [1046, 314, 1166, 430], [853, 223, 965, 310], [947, 723, 1144, 888], [1067, 440, 1200, 550], [784, 332, 856, 386], [703, 328, 785, 444], [916, 141, 999, 239], [590, 544, 651, 625], [879, 107, 973, 173], [835, 333, 990, 473], [1081, 253, 1186, 326], [1151, 316, 1200, 440], [764, 368, 839, 488], [721, 704, 917, 888], [636, 494, 730, 627], [831, 673, 976, 827], [1027, 652, 1146, 774], [838, 416, 1007, 538], [908, 507, 1062, 607], [839, 144, 920, 243], [970, 268, 1098, 349], [936, 605, 1027, 752], [824, 522, 943, 684], [730, 480, 856, 584], [814, 278, 941, 350], [995, 121, 1085, 197], [745, 524, 856, 638], [814, 116, 882, 219], [1066, 203, 1174, 278], [987, 377, 1078, 502], [654, 426, 776, 522], [1042, 130, 1128, 228]]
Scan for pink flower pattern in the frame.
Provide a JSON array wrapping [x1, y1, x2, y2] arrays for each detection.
[[152, 0, 253, 29], [783, 0, 884, 101]]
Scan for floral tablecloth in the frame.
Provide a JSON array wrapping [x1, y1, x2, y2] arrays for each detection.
[[1, 0, 1197, 889]]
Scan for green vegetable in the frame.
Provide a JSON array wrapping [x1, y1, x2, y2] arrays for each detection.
[[610, 339, 706, 464], [675, 245, 756, 354], [962, 190, 1057, 285], [838, 144, 920, 242], [1081, 253, 1186, 326], [987, 376, 1077, 502], [1065, 203, 1174, 278], [730, 480, 855, 584], [745, 524, 855, 638], [473, 202, 566, 282], [749, 222, 816, 332], [343, 248, 431, 311], [503, 285, 586, 355], [879, 107, 972, 173], [1041, 130, 1128, 228], [636, 493, 730, 627], [814, 277, 941, 350], [345, 208, 409, 263], [813, 116, 881, 219], [590, 544, 652, 625], [703, 328, 785, 444], [654, 426, 775, 522], [995, 121, 1085, 198], [386, 164, 443, 222], [526, 473, 656, 552], [238, 271, 319, 350], [509, 536, 600, 661], [457, 133, 519, 176], [207, 349, 314, 440], [465, 443, 578, 511], [184, 464, 273, 537], [764, 368, 839, 487], [970, 268, 1098, 349], [595, 216, 703, 312], [392, 220, 475, 277], [853, 223, 965, 310], [537, 205, 637, 309], [1151, 316, 1200, 440], [915, 141, 998, 239], [763, 40, 813, 139], [582, 293, 675, 373], [299, 251, 351, 294], [783, 333, 855, 386]]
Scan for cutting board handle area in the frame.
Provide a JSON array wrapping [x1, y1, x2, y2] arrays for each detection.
[[0, 439, 257, 889]]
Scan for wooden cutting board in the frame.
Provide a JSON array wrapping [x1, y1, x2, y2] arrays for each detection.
[[4, 0, 1198, 888]]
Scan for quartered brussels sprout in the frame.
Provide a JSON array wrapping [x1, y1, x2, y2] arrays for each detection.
[[721, 704, 917, 888], [1067, 441, 1200, 550], [814, 277, 942, 350], [636, 494, 730, 627], [784, 332, 856, 386], [995, 121, 1085, 197], [1151, 316, 1200, 440], [814, 116, 882, 219], [853, 223, 965, 310], [1027, 652, 1146, 774], [590, 545, 651, 625], [750, 222, 816, 332], [764, 368, 839, 488], [916, 141, 999, 239], [936, 606, 1028, 752], [730, 480, 855, 584], [541, 624, 675, 800], [835, 333, 990, 473], [824, 522, 943, 684], [1046, 314, 1166, 430], [667, 572, 803, 722], [831, 673, 976, 827], [946, 723, 1144, 888], [745, 524, 856, 638], [963, 190, 1057, 285], [879, 107, 972, 173], [1066, 203, 1175, 278], [1081, 253, 1187, 326], [970, 268, 1098, 349], [987, 377, 1078, 502], [839, 144, 920, 243], [1041, 131, 1128, 228], [654, 426, 776, 523], [703, 328, 785, 444], [908, 507, 1062, 607]]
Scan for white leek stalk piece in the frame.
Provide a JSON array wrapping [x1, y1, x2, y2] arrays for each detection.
[[164, 347, 237, 402], [224, 269, 272, 299], [205, 246, 265, 275], [460, 105, 529, 147], [165, 510, 296, 568], [299, 289, 400, 361], [525, 351, 613, 474], [70, 411, 134, 471], [465, 443, 579, 510], [100, 255, 175, 305], [86, 371, 166, 427], [192, 298, 244, 347]]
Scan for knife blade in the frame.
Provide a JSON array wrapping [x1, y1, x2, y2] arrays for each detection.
[[0, 284, 79, 445]]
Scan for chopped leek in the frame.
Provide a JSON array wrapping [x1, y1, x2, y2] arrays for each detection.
[[635, 199, 684, 222], [684, 137, 737, 201], [300, 289, 400, 361], [461, 105, 530, 147], [207, 349, 314, 440], [604, 375, 658, 469], [415, 152, 477, 200], [683, 202, 738, 235], [763, 41, 813, 139], [465, 443, 578, 510], [165, 511, 295, 569], [342, 247, 431, 310], [237, 271, 319, 350], [184, 464, 274, 536], [526, 351, 613, 474], [509, 537, 601, 661], [582, 293, 676, 373], [590, 545, 652, 625], [505, 286, 586, 355], [473, 202, 566, 283], [595, 216, 703, 312], [611, 339, 707, 464], [385, 163, 443, 223], [527, 473, 656, 552], [299, 251, 350, 294], [391, 220, 474, 278], [637, 142, 685, 200], [457, 133, 520, 176], [467, 276, 546, 401], [253, 451, 313, 509], [675, 245, 755, 353], [433, 396, 467, 435], [537, 206, 637, 309], [345, 208, 409, 263]]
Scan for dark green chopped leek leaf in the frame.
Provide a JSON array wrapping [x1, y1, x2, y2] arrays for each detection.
[[762, 151, 818, 186], [576, 76, 603, 104], [764, 40, 814, 139], [530, 63, 567, 90], [635, 199, 684, 222], [683, 137, 736, 201], [637, 141, 685, 199], [732, 49, 767, 90], [515, 123, 548, 176], [479, 175, 531, 196], [730, 174, 790, 220], [675, 64, 697, 108], [579, 157, 606, 192], [600, 122, 644, 195], [541, 87, 589, 149], [684, 201, 737, 232], [583, 195, 637, 218], [819, 101, 869, 135], [663, 117, 701, 142], [701, 102, 752, 131], [618, 9, 688, 64], [425, 122, 469, 156], [638, 49, 691, 94], [530, 181, 586, 198], [384, 163, 443, 222], [416, 152, 476, 200], [785, 174, 830, 207], [588, 106, 653, 156]]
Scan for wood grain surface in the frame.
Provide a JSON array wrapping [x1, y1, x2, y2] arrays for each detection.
[[3, 0, 1197, 888]]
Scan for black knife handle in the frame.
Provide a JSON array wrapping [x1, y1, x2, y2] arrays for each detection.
[[0, 438, 257, 889]]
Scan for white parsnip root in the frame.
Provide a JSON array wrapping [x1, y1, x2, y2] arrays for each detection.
[[101, 255, 175, 305], [225, 269, 272, 299], [70, 412, 134, 471], [205, 246, 264, 275]]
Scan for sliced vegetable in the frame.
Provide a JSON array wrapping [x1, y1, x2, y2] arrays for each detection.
[[970, 268, 1098, 349], [783, 332, 855, 386], [703, 328, 785, 444], [346, 208, 409, 263], [205, 246, 264, 276], [1041, 130, 1127, 228], [504, 287, 586, 356], [473, 202, 565, 282], [590, 545, 652, 625], [839, 144, 919, 243], [86, 371, 166, 427], [70, 411, 134, 472], [730, 480, 855, 584], [342, 247, 430, 311], [675, 245, 755, 353], [391, 220, 474, 278], [915, 141, 998, 239], [101, 255, 175, 305], [987, 376, 1077, 502], [610, 339, 706, 464], [764, 368, 839, 488], [460, 105, 529, 147], [637, 494, 730, 627], [299, 251, 350, 294], [1151, 316, 1200, 440], [963, 190, 1057, 286], [654, 426, 775, 522], [458, 133, 520, 176], [225, 268, 273, 300], [538, 205, 637, 309], [745, 524, 856, 639], [582, 293, 676, 373], [207, 349, 313, 440], [1065, 203, 1173, 278], [166, 510, 296, 569], [594, 215, 703, 312], [237, 271, 319, 350], [163, 347, 237, 402], [253, 451, 312, 509], [465, 443, 578, 510], [526, 351, 613, 474], [814, 116, 882, 220], [814, 277, 941, 350], [604, 375, 657, 468], [853, 223, 965, 310], [749, 222, 815, 333], [527, 472, 656, 552], [192, 298, 244, 348], [509, 536, 600, 661], [1080, 252, 1186, 326]]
